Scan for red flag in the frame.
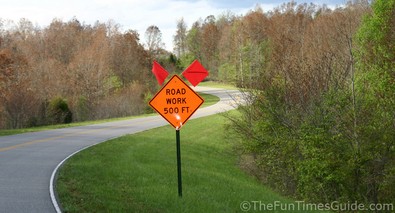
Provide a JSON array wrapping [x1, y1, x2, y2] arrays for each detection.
[[182, 60, 209, 87], [152, 61, 169, 86]]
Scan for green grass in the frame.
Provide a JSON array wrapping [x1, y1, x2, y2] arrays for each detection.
[[199, 92, 220, 107], [199, 81, 238, 90], [0, 93, 218, 136], [56, 112, 322, 212]]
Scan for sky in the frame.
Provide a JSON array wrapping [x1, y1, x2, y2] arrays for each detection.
[[0, 0, 347, 52]]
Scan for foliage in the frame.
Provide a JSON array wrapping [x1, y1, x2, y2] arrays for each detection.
[[156, 53, 180, 74], [145, 25, 165, 58], [93, 82, 146, 119], [354, 0, 395, 204], [74, 96, 89, 122], [48, 97, 72, 124], [0, 18, 153, 129], [143, 91, 155, 114], [177, 52, 195, 70], [173, 18, 188, 57], [221, 0, 394, 207], [218, 62, 236, 83]]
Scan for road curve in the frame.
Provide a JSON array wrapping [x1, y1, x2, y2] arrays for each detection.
[[0, 86, 241, 213]]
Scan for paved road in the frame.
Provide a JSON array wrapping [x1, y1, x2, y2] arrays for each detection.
[[0, 86, 241, 213]]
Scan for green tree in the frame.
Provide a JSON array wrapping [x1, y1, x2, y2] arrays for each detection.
[[186, 21, 202, 61], [48, 97, 72, 124], [226, 1, 376, 204], [354, 0, 395, 204]]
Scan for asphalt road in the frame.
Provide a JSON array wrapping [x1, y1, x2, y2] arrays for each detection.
[[0, 86, 242, 213]]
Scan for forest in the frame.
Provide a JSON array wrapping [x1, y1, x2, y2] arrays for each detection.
[[0, 18, 159, 128], [1, 0, 394, 208], [217, 0, 393, 207]]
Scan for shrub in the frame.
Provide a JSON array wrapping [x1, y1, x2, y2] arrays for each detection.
[[227, 0, 394, 206], [48, 97, 72, 124]]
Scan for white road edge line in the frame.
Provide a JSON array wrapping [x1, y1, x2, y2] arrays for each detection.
[[48, 118, 164, 212], [49, 141, 104, 213]]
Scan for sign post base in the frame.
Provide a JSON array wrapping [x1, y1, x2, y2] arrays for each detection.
[[176, 129, 182, 197]]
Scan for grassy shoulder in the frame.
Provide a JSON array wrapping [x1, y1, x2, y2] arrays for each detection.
[[199, 81, 238, 90], [56, 112, 321, 212], [199, 92, 219, 107], [0, 114, 150, 136], [0, 92, 219, 137]]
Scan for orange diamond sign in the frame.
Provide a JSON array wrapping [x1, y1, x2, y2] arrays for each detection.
[[149, 75, 204, 129]]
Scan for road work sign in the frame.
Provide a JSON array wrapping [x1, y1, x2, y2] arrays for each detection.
[[149, 75, 204, 129]]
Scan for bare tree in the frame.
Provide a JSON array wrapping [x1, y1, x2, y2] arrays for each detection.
[[145, 25, 164, 58], [173, 18, 187, 57]]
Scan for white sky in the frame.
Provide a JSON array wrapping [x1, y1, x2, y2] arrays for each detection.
[[0, 0, 346, 52]]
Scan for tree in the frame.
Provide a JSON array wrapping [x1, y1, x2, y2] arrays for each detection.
[[200, 15, 220, 79], [173, 18, 187, 57], [186, 21, 202, 60], [0, 48, 40, 128], [225, 1, 382, 204], [145, 25, 164, 58], [0, 18, 154, 128], [354, 0, 395, 204], [111, 30, 148, 85]]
